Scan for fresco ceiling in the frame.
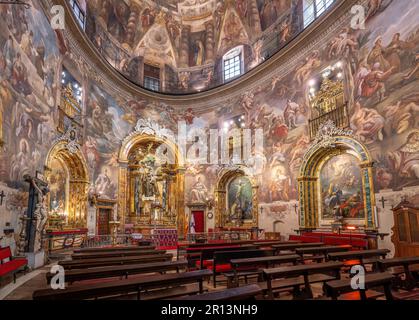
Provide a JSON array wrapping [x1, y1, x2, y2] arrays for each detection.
[[84, 0, 299, 93]]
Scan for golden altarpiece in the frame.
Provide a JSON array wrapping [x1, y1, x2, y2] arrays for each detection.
[[299, 70, 378, 232], [118, 120, 186, 237], [45, 85, 90, 231]]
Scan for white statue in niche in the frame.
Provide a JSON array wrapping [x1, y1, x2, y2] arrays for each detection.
[[190, 176, 208, 203]]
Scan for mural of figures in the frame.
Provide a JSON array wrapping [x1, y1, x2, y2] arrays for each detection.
[[227, 176, 253, 223], [320, 154, 364, 220], [0, 0, 60, 188]]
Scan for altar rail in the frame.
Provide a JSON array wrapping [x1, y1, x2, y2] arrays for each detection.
[[82, 234, 132, 248]]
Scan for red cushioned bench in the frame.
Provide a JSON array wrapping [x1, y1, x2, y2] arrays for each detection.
[[0, 247, 28, 286]]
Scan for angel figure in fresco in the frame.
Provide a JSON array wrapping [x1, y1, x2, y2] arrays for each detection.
[[289, 135, 310, 173], [367, 37, 391, 72], [351, 102, 385, 144], [293, 51, 321, 86], [384, 96, 419, 135], [384, 33, 415, 73], [403, 53, 419, 81], [388, 130, 419, 180], [279, 19, 292, 44], [283, 100, 302, 129]]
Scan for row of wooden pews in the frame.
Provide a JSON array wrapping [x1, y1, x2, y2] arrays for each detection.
[[34, 245, 212, 300], [185, 240, 418, 300], [32, 240, 419, 301]]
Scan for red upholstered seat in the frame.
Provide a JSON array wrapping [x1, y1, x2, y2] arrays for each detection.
[[195, 260, 214, 268], [0, 259, 28, 276], [207, 264, 232, 273]]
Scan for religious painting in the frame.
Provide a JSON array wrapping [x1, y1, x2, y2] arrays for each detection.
[[320, 153, 365, 220], [48, 158, 67, 216], [227, 176, 253, 224]]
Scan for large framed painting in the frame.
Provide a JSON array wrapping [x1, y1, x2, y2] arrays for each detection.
[[227, 176, 253, 224], [320, 153, 365, 220], [48, 158, 68, 216]]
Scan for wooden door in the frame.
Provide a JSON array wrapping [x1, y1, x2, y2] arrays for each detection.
[[97, 208, 111, 235], [192, 211, 205, 233], [393, 208, 419, 257]]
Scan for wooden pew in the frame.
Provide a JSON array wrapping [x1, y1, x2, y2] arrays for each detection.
[[377, 256, 419, 290], [324, 272, 394, 300], [33, 269, 212, 300], [295, 245, 352, 263], [174, 284, 263, 301], [262, 261, 343, 299], [211, 249, 274, 287], [252, 241, 301, 248], [73, 245, 155, 253], [229, 254, 300, 288], [59, 253, 173, 270], [47, 260, 188, 285], [328, 249, 390, 269], [272, 242, 324, 254], [71, 249, 166, 260]]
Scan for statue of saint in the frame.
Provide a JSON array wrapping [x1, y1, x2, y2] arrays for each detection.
[[191, 177, 208, 203]]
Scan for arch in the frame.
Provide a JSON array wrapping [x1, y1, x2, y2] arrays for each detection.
[[215, 166, 259, 229], [45, 141, 90, 228], [117, 133, 186, 237], [298, 135, 377, 230]]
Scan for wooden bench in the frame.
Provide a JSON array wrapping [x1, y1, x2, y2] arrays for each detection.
[[0, 247, 28, 286], [262, 261, 343, 299], [228, 254, 300, 288], [378, 256, 419, 290], [73, 245, 156, 253], [47, 260, 188, 285], [59, 253, 173, 270], [71, 249, 166, 260], [252, 241, 301, 248], [33, 269, 212, 300], [272, 242, 324, 254], [328, 249, 390, 270], [295, 245, 352, 263], [211, 249, 274, 287], [324, 272, 394, 300], [174, 284, 263, 301]]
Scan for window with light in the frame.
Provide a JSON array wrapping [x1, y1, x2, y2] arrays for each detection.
[[69, 0, 86, 30], [223, 46, 243, 83], [303, 0, 335, 28]]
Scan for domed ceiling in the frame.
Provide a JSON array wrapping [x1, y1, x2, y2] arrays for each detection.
[[82, 0, 304, 94]]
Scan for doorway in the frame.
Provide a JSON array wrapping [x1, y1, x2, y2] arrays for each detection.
[[192, 211, 205, 233], [98, 208, 111, 235]]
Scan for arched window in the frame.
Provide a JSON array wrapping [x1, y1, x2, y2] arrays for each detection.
[[223, 46, 244, 83], [303, 0, 335, 28]]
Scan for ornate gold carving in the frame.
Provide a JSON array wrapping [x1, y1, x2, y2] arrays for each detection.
[[310, 78, 345, 115]]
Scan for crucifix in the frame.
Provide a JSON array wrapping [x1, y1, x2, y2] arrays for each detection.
[[0, 190, 5, 206], [379, 196, 387, 209], [293, 203, 299, 214]]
